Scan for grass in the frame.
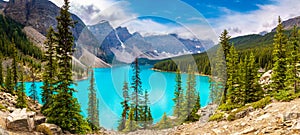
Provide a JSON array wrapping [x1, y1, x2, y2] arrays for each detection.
[[209, 112, 224, 122]]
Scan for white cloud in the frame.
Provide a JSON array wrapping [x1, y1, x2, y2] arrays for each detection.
[[50, 0, 137, 26], [123, 19, 218, 42], [211, 0, 300, 38]]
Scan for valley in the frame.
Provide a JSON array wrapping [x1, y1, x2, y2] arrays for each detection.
[[1, 0, 300, 134]]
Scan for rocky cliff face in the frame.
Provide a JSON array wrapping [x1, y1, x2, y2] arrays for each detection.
[[272, 16, 300, 32], [4, 0, 85, 40]]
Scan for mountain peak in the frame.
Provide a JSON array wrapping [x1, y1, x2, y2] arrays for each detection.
[[4, 0, 85, 39], [272, 16, 300, 32]]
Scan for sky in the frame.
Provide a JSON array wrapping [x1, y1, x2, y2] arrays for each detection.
[[49, 0, 300, 43]]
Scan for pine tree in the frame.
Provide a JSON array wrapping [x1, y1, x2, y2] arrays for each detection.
[[187, 92, 200, 122], [12, 41, 18, 91], [123, 108, 138, 132], [41, 26, 58, 113], [0, 58, 3, 87], [141, 89, 153, 129], [220, 29, 231, 60], [214, 46, 227, 104], [246, 53, 263, 103], [131, 58, 142, 121], [209, 77, 223, 104], [146, 107, 153, 127], [236, 56, 247, 105], [226, 45, 239, 105], [118, 80, 130, 131], [173, 68, 184, 118], [5, 66, 13, 94], [271, 16, 288, 92], [16, 69, 27, 108], [29, 68, 38, 103], [43, 0, 91, 133], [218, 30, 231, 103], [87, 69, 100, 129], [285, 26, 300, 93], [183, 65, 197, 121], [156, 112, 172, 129]]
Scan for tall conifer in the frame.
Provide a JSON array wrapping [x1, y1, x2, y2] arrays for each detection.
[[271, 16, 288, 92], [285, 26, 300, 93], [173, 68, 184, 118], [43, 0, 91, 133]]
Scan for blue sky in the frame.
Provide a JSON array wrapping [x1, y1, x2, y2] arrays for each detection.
[[182, 0, 273, 18], [50, 0, 300, 42]]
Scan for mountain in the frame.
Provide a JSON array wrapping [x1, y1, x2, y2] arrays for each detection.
[[87, 21, 214, 63], [153, 18, 297, 73], [272, 16, 300, 32], [4, 0, 85, 40]]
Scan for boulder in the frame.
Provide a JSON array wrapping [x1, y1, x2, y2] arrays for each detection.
[[6, 108, 35, 132], [37, 123, 62, 135], [34, 116, 46, 126], [259, 70, 272, 87], [0, 127, 9, 135], [235, 107, 254, 119]]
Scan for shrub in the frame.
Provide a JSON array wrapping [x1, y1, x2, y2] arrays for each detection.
[[0, 103, 6, 111], [36, 125, 53, 135], [218, 103, 241, 111], [251, 96, 271, 109], [274, 90, 295, 102], [209, 112, 224, 122], [227, 114, 235, 121]]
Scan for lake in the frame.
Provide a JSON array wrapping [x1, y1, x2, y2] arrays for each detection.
[[24, 65, 210, 130]]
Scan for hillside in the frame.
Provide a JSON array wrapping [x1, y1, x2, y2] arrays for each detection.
[[153, 26, 290, 73], [0, 14, 43, 69]]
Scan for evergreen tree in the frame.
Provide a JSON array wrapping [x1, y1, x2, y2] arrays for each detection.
[[118, 80, 130, 131], [5, 66, 13, 94], [156, 112, 172, 129], [285, 26, 300, 93], [173, 68, 184, 118], [146, 107, 153, 127], [41, 26, 58, 113], [219, 30, 232, 103], [209, 77, 223, 104], [29, 68, 38, 103], [183, 65, 197, 121], [43, 0, 91, 133], [246, 53, 263, 103], [271, 16, 288, 92], [131, 58, 142, 121], [187, 92, 201, 122], [87, 69, 100, 129], [236, 56, 247, 105], [0, 58, 3, 87], [214, 46, 227, 104], [16, 69, 27, 108], [226, 45, 239, 104], [220, 29, 231, 60], [141, 89, 153, 129], [123, 108, 138, 132], [12, 41, 18, 91]]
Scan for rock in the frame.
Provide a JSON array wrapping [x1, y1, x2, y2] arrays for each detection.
[[37, 123, 62, 135], [284, 112, 300, 121], [259, 70, 272, 88], [34, 116, 46, 126], [4, 0, 85, 40], [235, 107, 254, 119], [240, 127, 256, 134], [292, 120, 300, 130], [256, 113, 271, 121], [6, 108, 35, 132], [0, 126, 9, 135]]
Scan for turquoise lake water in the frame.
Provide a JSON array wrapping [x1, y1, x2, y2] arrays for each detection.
[[24, 65, 210, 129]]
